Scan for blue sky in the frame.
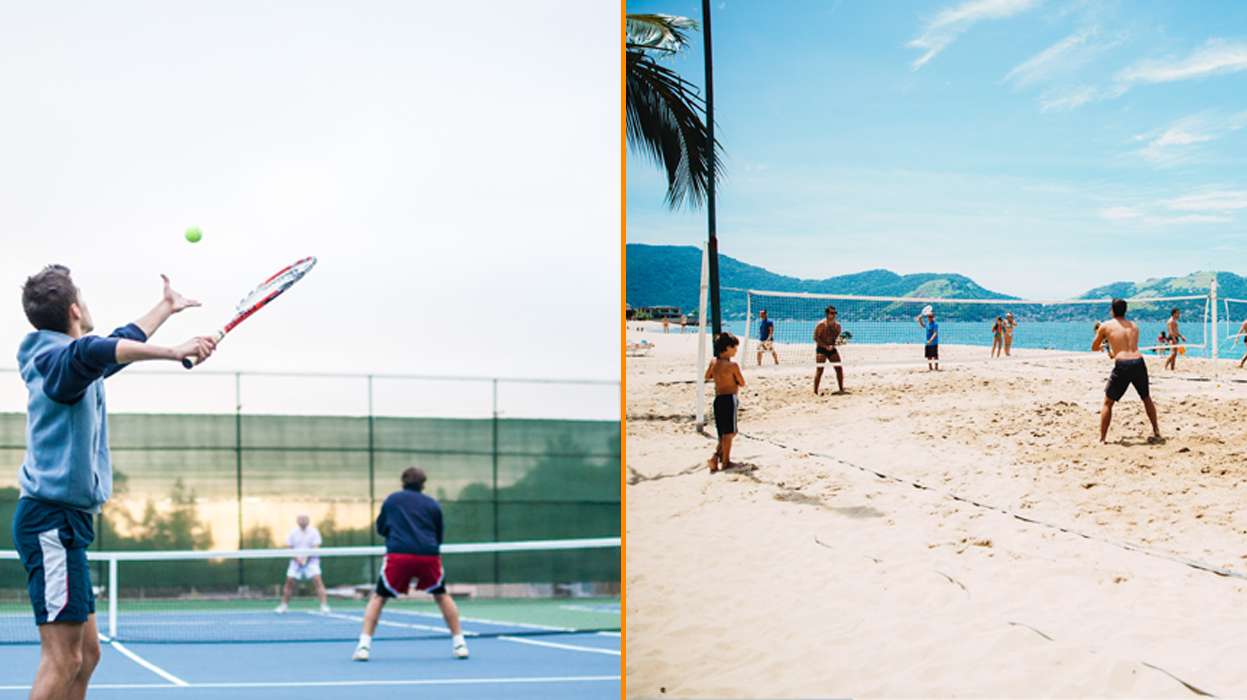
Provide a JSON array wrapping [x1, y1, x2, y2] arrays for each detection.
[[0, 1, 617, 419], [626, 0, 1247, 298]]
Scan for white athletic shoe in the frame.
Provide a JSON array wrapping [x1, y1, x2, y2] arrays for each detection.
[[352, 645, 370, 662], [453, 641, 469, 659], [320, 604, 331, 613], [274, 603, 288, 614]]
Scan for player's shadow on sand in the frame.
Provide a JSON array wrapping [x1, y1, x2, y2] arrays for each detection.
[[1107, 436, 1167, 446]]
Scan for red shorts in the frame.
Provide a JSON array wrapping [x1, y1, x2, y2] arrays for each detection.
[[377, 553, 446, 597]]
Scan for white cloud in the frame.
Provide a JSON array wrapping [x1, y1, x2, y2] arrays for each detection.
[[908, 0, 1041, 70], [1165, 189, 1247, 212], [1135, 112, 1247, 166], [1005, 27, 1094, 86], [1039, 85, 1099, 111], [1117, 38, 1247, 85], [1100, 191, 1243, 225]]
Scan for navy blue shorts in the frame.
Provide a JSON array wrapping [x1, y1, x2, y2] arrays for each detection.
[[12, 498, 96, 626]]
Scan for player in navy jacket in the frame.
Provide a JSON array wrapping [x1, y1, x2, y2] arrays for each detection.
[[353, 467, 468, 661]]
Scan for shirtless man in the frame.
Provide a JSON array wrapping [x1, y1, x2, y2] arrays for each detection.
[[1092, 298, 1161, 444], [1164, 308, 1184, 371], [813, 305, 844, 395], [1236, 318, 1247, 368]]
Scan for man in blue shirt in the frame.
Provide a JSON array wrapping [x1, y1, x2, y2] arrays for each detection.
[[14, 265, 215, 700], [917, 306, 939, 371], [756, 310, 778, 366], [353, 467, 468, 661]]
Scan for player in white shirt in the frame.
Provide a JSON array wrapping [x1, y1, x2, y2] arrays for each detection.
[[274, 514, 331, 614]]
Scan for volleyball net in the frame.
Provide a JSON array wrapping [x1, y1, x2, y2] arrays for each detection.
[[735, 289, 1211, 368]]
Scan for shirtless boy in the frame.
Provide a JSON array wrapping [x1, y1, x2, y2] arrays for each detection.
[[705, 333, 745, 473], [813, 306, 844, 395], [1092, 298, 1161, 444]]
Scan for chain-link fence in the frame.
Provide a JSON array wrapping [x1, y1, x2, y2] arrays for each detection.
[[0, 368, 620, 588]]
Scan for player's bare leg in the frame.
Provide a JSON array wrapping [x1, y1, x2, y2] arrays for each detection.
[[66, 616, 100, 700], [1142, 396, 1161, 442], [435, 592, 470, 659], [720, 433, 738, 469], [312, 575, 330, 612], [833, 366, 844, 393], [814, 365, 824, 395], [275, 577, 296, 613], [1099, 397, 1114, 443], [30, 618, 91, 700], [352, 593, 387, 661]]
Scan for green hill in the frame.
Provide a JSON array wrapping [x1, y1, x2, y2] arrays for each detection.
[[626, 244, 1012, 318], [627, 244, 1235, 321]]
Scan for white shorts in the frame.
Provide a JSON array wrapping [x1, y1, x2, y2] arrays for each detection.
[[286, 560, 322, 581], [759, 340, 774, 351]]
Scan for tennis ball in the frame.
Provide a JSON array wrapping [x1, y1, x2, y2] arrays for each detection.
[[185, 227, 202, 243]]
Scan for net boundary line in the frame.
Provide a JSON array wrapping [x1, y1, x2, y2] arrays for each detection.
[[728, 287, 1209, 306], [739, 431, 1247, 583], [0, 537, 621, 562]]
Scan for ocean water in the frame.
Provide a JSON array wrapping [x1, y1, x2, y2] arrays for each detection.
[[727, 319, 1233, 359]]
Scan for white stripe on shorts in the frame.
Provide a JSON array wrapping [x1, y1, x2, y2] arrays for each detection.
[[38, 528, 68, 622]]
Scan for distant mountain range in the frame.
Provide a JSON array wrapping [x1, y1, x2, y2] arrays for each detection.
[[626, 244, 1240, 321]]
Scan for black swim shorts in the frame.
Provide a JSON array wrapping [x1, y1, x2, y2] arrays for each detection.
[[1105, 357, 1149, 401]]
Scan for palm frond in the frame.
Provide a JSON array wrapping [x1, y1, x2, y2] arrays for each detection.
[[626, 13, 697, 53], [626, 49, 722, 210]]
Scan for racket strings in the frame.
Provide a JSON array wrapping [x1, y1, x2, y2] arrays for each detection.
[[235, 258, 316, 313]]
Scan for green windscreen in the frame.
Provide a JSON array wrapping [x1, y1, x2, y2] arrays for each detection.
[[0, 412, 620, 592]]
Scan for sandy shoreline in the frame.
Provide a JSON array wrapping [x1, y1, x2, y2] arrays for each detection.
[[626, 332, 1247, 698]]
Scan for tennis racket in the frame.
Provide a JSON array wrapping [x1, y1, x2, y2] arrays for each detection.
[[182, 256, 318, 369]]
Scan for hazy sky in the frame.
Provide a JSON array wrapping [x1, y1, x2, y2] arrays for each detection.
[[627, 0, 1247, 298], [0, 1, 618, 417]]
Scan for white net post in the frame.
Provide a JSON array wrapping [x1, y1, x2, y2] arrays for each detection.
[[743, 290, 752, 357], [108, 557, 118, 638], [1211, 277, 1219, 362], [695, 244, 709, 428]]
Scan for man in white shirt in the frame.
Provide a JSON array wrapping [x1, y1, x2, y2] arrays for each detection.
[[275, 514, 331, 614]]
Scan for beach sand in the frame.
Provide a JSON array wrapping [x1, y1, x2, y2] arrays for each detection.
[[626, 330, 1247, 698]]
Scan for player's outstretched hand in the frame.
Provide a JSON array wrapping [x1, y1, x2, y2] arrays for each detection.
[[173, 335, 217, 364], [162, 274, 202, 313]]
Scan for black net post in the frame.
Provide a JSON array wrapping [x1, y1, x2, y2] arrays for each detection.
[[367, 375, 377, 582], [492, 378, 500, 586], [234, 372, 244, 587]]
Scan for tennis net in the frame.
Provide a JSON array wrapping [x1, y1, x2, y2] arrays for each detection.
[[0, 537, 619, 645]]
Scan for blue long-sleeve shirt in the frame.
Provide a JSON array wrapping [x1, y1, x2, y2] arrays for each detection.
[[375, 489, 444, 555], [16, 323, 146, 512]]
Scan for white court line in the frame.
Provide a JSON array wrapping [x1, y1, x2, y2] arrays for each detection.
[[0, 684, 179, 691], [0, 675, 618, 692], [316, 610, 447, 634], [497, 636, 621, 656], [324, 610, 619, 655], [102, 637, 189, 687]]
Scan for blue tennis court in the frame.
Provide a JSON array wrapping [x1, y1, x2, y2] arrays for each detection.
[[0, 540, 620, 698], [0, 606, 620, 698]]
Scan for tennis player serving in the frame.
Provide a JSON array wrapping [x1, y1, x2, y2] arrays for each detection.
[[13, 266, 214, 700], [353, 467, 469, 661]]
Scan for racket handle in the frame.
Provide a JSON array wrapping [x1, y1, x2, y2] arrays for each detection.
[[182, 331, 225, 370]]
